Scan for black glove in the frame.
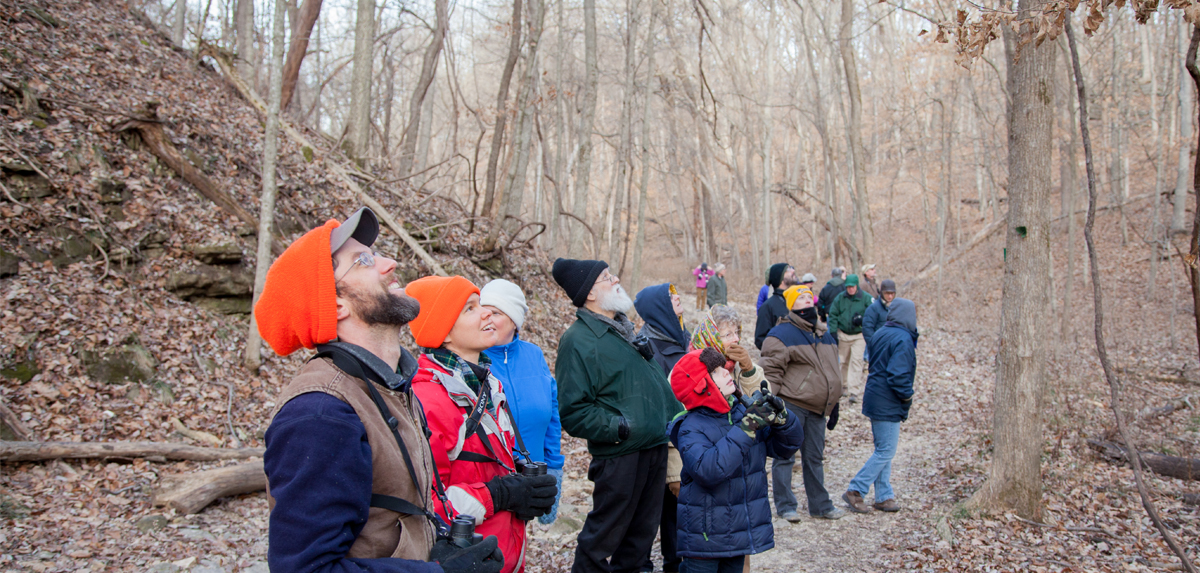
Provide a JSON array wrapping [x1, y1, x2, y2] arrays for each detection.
[[616, 416, 631, 442], [763, 395, 788, 426], [826, 402, 840, 431], [430, 535, 504, 573], [851, 314, 863, 327], [485, 473, 558, 521]]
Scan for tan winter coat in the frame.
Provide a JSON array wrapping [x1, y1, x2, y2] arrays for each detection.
[[758, 313, 843, 417], [267, 358, 437, 560]]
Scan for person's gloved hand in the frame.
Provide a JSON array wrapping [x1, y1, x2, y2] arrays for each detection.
[[668, 481, 681, 497], [429, 535, 504, 573], [852, 314, 863, 327], [616, 416, 631, 442], [826, 402, 840, 430], [485, 473, 558, 521], [724, 343, 755, 372], [762, 395, 789, 426], [740, 403, 772, 437], [537, 468, 564, 525]]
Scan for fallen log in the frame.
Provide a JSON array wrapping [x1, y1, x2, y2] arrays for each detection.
[[1087, 439, 1200, 481], [0, 441, 264, 462], [153, 460, 265, 514], [112, 102, 284, 255], [0, 398, 32, 440]]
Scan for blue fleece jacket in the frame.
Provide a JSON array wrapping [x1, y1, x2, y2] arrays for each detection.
[[484, 334, 565, 470], [265, 393, 442, 573], [863, 299, 918, 423]]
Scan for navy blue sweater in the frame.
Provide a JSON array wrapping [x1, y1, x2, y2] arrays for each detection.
[[264, 393, 442, 573], [862, 299, 918, 423]]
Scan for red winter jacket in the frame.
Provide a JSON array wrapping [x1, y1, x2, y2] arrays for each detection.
[[412, 355, 526, 573]]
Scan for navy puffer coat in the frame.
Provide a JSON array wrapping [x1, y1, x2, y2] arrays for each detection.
[[666, 400, 804, 558]]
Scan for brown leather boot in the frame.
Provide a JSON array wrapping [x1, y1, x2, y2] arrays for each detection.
[[842, 490, 870, 513], [873, 499, 900, 512]]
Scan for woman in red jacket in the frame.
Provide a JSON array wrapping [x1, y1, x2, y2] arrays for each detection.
[[405, 276, 558, 573]]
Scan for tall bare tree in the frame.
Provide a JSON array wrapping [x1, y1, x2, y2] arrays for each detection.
[[479, 0, 524, 227], [568, 0, 599, 257], [966, 0, 1056, 521], [395, 0, 449, 178], [839, 0, 873, 266], [345, 0, 377, 162], [245, 0, 287, 372], [234, 0, 256, 84], [278, 0, 322, 111]]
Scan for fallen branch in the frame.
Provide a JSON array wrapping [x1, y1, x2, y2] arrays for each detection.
[[201, 44, 447, 276], [0, 398, 32, 440], [1011, 514, 1119, 538], [113, 102, 283, 256], [1087, 439, 1200, 482], [152, 460, 265, 514], [0, 441, 264, 462]]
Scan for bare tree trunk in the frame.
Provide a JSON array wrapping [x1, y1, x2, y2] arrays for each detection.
[[759, 0, 777, 272], [479, 0, 524, 228], [966, 0, 1054, 521], [1069, 20, 1199, 573], [1176, 20, 1194, 234], [1186, 27, 1200, 381], [395, 0, 448, 178], [345, 0, 376, 163], [838, 0, 873, 265], [278, 0, 322, 111], [1060, 42, 1079, 343], [235, 0, 256, 84], [245, 0, 287, 373], [569, 0, 598, 257], [608, 0, 637, 268], [174, 0, 187, 45]]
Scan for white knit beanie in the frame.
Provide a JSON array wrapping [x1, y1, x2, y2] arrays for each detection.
[[480, 279, 529, 330]]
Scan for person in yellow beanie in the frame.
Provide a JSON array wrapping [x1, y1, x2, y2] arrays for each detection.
[[255, 207, 504, 573], [405, 276, 559, 573]]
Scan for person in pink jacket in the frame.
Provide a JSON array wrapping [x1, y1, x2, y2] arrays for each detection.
[[693, 263, 714, 311]]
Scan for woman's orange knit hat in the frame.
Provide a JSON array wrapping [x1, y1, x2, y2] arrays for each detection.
[[253, 219, 341, 356], [405, 275, 480, 349]]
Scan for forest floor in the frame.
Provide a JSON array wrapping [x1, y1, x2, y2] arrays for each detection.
[[2, 0, 1200, 572]]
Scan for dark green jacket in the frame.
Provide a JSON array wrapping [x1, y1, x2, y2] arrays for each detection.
[[828, 289, 873, 336], [706, 275, 728, 306], [555, 309, 683, 459]]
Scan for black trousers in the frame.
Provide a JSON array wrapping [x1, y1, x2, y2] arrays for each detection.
[[639, 486, 681, 572], [572, 444, 668, 573]]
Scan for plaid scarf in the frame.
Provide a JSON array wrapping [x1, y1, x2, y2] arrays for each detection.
[[424, 347, 494, 411]]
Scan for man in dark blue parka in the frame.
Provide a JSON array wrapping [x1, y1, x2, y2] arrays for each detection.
[[666, 348, 804, 571], [842, 298, 917, 514]]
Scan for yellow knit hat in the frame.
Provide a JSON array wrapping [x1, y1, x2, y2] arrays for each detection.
[[783, 285, 814, 310]]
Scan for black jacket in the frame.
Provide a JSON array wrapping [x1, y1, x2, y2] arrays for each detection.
[[816, 278, 845, 321], [754, 288, 789, 350]]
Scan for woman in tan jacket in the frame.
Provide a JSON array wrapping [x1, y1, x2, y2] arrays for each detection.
[[758, 285, 845, 522]]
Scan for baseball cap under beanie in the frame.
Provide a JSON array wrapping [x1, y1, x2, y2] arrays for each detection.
[[254, 208, 381, 356], [552, 258, 609, 307], [405, 275, 480, 348]]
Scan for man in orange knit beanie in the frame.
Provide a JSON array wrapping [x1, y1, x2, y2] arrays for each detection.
[[254, 207, 504, 573]]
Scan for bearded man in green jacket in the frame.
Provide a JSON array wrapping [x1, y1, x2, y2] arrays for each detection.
[[552, 258, 683, 573]]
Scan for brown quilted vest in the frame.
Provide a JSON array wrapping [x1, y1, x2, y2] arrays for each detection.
[[266, 357, 437, 560]]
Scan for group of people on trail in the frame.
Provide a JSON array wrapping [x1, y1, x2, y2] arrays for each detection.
[[252, 206, 919, 573]]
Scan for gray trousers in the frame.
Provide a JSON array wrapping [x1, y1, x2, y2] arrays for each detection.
[[771, 403, 834, 516]]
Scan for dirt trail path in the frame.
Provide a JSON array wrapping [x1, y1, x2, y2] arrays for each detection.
[[530, 297, 978, 572]]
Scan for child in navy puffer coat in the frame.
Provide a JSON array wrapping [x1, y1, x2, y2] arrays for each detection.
[[666, 348, 804, 572]]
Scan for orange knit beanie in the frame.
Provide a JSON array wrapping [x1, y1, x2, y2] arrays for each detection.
[[405, 275, 480, 349], [253, 219, 341, 356]]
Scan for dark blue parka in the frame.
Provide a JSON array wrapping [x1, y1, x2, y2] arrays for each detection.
[[863, 299, 918, 422], [861, 297, 889, 345], [666, 400, 804, 558]]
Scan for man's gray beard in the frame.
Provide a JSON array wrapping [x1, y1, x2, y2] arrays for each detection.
[[598, 285, 633, 314]]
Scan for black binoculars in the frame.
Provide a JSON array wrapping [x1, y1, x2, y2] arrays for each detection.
[[449, 515, 484, 548], [519, 461, 548, 476]]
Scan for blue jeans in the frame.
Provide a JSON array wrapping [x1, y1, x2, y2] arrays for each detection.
[[847, 419, 900, 502], [681, 556, 744, 573]]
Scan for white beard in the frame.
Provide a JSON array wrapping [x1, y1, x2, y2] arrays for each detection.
[[599, 285, 634, 314]]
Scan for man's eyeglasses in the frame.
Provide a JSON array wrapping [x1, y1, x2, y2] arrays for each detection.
[[598, 273, 619, 284], [335, 251, 381, 282]]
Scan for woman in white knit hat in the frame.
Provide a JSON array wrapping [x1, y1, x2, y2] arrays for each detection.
[[481, 279, 566, 525]]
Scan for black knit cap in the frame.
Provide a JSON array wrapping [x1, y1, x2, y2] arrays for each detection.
[[552, 258, 609, 307], [768, 262, 789, 289]]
